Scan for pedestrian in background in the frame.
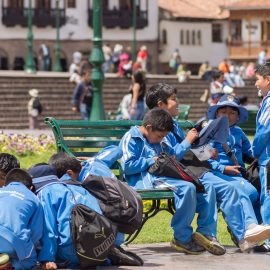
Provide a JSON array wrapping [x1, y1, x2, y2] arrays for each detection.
[[28, 89, 42, 130], [71, 65, 93, 120], [129, 70, 146, 120]]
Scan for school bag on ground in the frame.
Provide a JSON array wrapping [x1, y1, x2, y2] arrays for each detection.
[[70, 203, 117, 268], [81, 175, 143, 235]]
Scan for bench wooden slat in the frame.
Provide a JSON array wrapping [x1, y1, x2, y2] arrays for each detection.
[[55, 119, 142, 128], [61, 128, 128, 137], [65, 140, 120, 148], [137, 189, 174, 200]]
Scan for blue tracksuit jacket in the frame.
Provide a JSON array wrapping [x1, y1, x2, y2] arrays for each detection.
[[37, 182, 101, 266], [60, 146, 122, 182], [0, 182, 44, 268], [209, 125, 253, 172], [253, 93, 270, 166], [120, 126, 191, 189], [253, 92, 270, 238]]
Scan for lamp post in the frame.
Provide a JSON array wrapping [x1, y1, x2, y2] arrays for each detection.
[[53, 0, 62, 71], [132, 0, 137, 63], [25, 0, 35, 73], [89, 0, 105, 120]]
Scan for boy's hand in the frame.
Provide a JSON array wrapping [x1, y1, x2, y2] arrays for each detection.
[[186, 128, 199, 144], [224, 165, 241, 175], [41, 262, 57, 270]]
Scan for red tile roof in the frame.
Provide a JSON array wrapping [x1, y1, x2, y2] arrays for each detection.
[[226, 0, 270, 10], [158, 0, 270, 19]]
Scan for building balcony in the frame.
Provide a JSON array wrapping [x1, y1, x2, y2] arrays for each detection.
[[2, 7, 66, 28], [88, 8, 148, 29], [228, 41, 270, 60]]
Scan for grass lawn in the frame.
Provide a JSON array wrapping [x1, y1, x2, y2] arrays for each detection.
[[131, 211, 234, 245], [17, 151, 56, 169]]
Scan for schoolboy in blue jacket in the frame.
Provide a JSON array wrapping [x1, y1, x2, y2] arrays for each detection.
[[29, 164, 102, 270], [48, 153, 143, 267], [0, 168, 44, 270], [253, 63, 270, 245], [120, 108, 226, 255], [145, 83, 270, 253]]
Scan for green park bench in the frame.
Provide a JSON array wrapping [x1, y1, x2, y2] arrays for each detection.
[[44, 117, 194, 244], [177, 104, 191, 120], [239, 110, 257, 136]]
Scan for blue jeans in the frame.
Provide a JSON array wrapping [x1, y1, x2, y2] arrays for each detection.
[[80, 103, 91, 120], [129, 101, 145, 120]]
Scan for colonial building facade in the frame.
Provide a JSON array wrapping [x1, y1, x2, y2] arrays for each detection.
[[0, 0, 158, 71], [1, 0, 270, 73]]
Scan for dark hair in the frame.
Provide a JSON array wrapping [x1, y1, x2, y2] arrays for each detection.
[[142, 108, 174, 132], [80, 63, 92, 77], [0, 153, 20, 173], [217, 105, 239, 115], [5, 168, 33, 189], [212, 70, 224, 80], [133, 70, 146, 93], [255, 62, 270, 77], [146, 83, 177, 109], [49, 152, 82, 178]]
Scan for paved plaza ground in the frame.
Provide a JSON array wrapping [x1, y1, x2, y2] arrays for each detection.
[[102, 243, 270, 270]]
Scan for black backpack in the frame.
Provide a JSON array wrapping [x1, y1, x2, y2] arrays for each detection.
[[70, 204, 117, 268], [81, 175, 143, 235]]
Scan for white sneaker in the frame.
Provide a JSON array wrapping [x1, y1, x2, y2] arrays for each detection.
[[244, 225, 270, 243], [239, 239, 258, 252]]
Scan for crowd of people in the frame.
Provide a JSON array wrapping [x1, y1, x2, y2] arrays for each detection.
[[2, 62, 270, 269]]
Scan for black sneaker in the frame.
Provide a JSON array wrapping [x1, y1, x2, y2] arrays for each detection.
[[108, 246, 144, 266], [192, 232, 226, 255], [253, 243, 270, 253], [170, 238, 205, 255]]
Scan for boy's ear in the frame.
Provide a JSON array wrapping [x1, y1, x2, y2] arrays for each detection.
[[266, 76, 270, 85], [66, 169, 77, 180], [157, 100, 164, 108], [145, 124, 152, 131]]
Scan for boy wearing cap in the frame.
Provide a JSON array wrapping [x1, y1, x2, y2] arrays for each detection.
[[145, 83, 270, 252], [253, 63, 270, 247], [207, 94, 268, 249]]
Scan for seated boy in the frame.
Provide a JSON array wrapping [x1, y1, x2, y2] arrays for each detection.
[[0, 168, 44, 270], [207, 94, 270, 251], [0, 153, 20, 187], [119, 107, 226, 255], [145, 83, 270, 252]]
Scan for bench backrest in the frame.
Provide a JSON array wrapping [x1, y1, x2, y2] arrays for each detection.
[[238, 110, 257, 136]]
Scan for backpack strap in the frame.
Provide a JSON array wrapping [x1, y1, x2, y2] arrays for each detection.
[[222, 143, 239, 166]]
